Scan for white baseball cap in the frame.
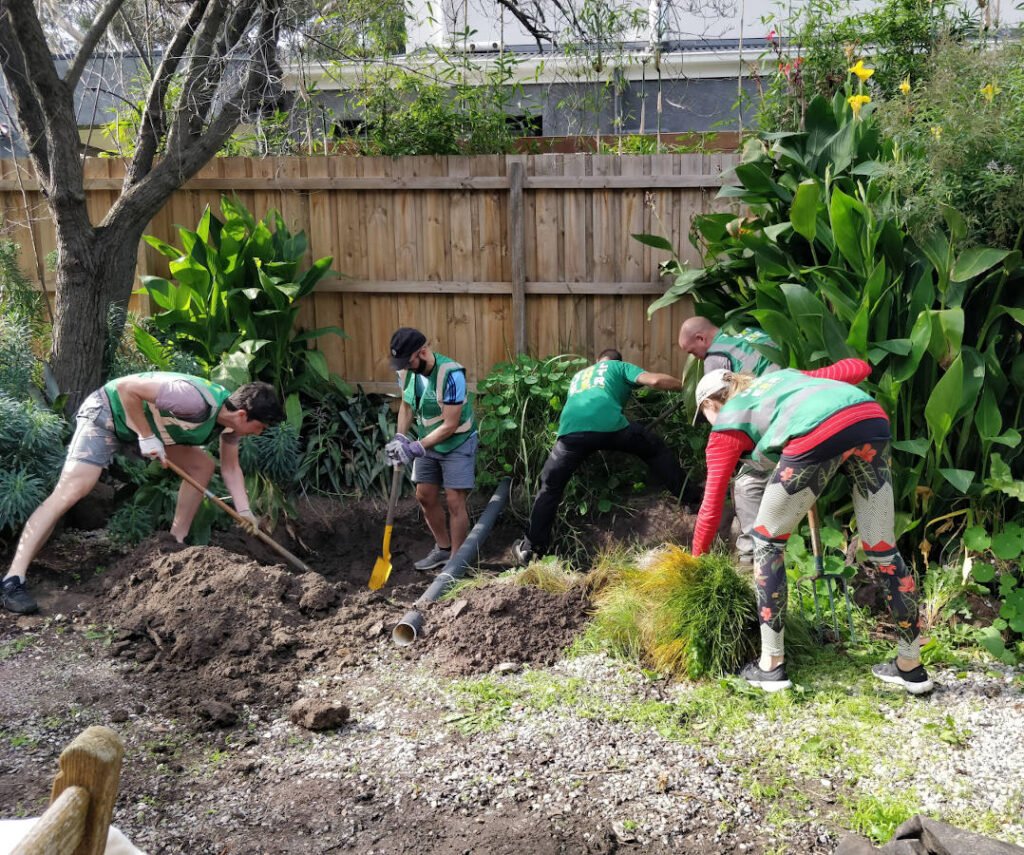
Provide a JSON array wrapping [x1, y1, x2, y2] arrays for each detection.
[[693, 369, 731, 423]]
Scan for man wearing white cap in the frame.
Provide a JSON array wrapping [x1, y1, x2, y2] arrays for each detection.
[[678, 316, 781, 565]]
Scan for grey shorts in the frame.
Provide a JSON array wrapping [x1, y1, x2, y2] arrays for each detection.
[[411, 432, 478, 490], [65, 391, 130, 468]]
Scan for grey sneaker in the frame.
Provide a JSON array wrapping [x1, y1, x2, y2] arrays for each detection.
[[739, 660, 792, 693], [872, 658, 934, 695], [414, 546, 451, 571], [2, 577, 39, 615]]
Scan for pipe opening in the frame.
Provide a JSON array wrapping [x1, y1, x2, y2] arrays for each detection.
[[392, 621, 418, 646]]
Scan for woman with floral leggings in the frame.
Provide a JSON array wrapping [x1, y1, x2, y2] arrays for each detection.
[[690, 358, 931, 695]]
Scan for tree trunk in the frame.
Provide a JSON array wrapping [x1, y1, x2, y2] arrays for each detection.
[[49, 224, 145, 413]]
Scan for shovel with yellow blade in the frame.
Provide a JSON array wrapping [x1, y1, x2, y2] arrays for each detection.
[[369, 464, 404, 590]]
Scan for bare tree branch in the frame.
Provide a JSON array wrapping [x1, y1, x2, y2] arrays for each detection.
[[126, 0, 211, 186], [65, 0, 131, 89], [0, 11, 51, 180]]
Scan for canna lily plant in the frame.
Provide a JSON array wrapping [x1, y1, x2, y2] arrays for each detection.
[[634, 92, 1024, 546]]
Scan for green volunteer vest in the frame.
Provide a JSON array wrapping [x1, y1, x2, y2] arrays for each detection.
[[401, 353, 475, 454], [557, 360, 645, 437], [713, 369, 871, 465], [707, 328, 778, 376], [105, 372, 231, 445]]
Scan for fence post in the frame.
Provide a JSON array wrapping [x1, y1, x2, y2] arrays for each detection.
[[507, 160, 526, 355]]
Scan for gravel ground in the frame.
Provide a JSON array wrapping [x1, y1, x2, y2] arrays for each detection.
[[2, 626, 1023, 853]]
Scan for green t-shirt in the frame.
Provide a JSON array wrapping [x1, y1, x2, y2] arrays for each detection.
[[557, 360, 645, 437]]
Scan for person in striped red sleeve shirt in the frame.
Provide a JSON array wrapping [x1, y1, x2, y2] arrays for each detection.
[[691, 358, 932, 695]]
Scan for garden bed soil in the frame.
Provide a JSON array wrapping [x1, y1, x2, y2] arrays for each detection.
[[0, 491, 720, 852]]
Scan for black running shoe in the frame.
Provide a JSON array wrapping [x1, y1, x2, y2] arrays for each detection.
[[2, 577, 39, 615], [871, 658, 934, 695], [740, 660, 792, 692]]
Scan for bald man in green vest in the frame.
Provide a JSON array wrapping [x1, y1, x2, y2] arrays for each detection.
[[2, 373, 283, 614], [678, 316, 780, 565]]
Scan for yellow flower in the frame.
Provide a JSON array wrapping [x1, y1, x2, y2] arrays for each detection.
[[848, 94, 872, 117], [848, 60, 875, 82], [899, 76, 911, 95], [930, 125, 943, 140], [980, 82, 1001, 102]]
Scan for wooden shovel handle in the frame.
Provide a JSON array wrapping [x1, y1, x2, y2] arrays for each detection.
[[164, 458, 312, 573], [385, 465, 403, 527]]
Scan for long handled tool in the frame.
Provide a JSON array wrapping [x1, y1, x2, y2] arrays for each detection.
[[369, 464, 403, 590], [164, 458, 312, 573], [802, 503, 855, 642]]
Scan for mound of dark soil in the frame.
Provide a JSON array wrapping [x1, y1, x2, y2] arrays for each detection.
[[92, 536, 348, 711], [421, 583, 590, 676]]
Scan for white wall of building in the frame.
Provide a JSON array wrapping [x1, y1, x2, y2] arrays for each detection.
[[406, 0, 1020, 52]]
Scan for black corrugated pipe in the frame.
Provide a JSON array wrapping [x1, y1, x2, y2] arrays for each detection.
[[392, 477, 512, 646]]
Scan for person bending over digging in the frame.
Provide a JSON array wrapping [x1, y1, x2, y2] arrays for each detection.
[[384, 328, 478, 571], [1, 373, 284, 615], [690, 359, 932, 696], [678, 316, 780, 567], [512, 349, 697, 565]]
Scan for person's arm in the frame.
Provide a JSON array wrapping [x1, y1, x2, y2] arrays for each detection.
[[801, 358, 871, 384], [635, 371, 683, 391], [219, 434, 252, 516], [419, 403, 462, 450], [110, 376, 164, 440], [396, 400, 414, 436], [691, 431, 750, 556], [702, 354, 731, 374]]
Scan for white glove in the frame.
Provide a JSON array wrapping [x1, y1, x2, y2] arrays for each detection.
[[384, 433, 408, 465], [238, 509, 259, 536], [138, 434, 166, 461]]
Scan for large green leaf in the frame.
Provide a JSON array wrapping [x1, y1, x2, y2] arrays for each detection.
[[632, 233, 675, 252], [924, 354, 964, 455], [951, 247, 1012, 282], [790, 180, 819, 242], [828, 187, 868, 275]]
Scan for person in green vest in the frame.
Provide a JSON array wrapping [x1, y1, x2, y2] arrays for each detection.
[[1, 373, 283, 615], [384, 328, 478, 571], [690, 362, 931, 695], [512, 348, 695, 564], [678, 316, 780, 566]]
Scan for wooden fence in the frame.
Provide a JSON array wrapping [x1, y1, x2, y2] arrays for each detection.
[[0, 153, 738, 391]]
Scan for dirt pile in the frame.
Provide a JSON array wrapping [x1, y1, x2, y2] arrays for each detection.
[[93, 536, 345, 714], [421, 582, 591, 676]]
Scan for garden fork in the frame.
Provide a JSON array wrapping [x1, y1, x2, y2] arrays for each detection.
[[798, 503, 856, 643]]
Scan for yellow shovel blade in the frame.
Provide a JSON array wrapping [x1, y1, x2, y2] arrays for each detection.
[[368, 525, 393, 590]]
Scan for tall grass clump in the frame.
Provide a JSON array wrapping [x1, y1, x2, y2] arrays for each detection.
[[584, 545, 816, 679]]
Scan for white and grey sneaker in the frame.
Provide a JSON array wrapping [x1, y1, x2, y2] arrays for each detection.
[[740, 660, 792, 692], [414, 545, 451, 571], [871, 658, 934, 695]]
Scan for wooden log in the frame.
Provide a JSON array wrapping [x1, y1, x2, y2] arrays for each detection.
[[10, 787, 90, 855]]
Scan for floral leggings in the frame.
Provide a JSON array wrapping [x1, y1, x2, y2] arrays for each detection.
[[751, 420, 921, 659]]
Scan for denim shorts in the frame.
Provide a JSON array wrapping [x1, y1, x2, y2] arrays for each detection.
[[411, 432, 478, 490], [65, 391, 130, 468]]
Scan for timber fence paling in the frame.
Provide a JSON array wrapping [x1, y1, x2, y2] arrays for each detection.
[[0, 153, 736, 387]]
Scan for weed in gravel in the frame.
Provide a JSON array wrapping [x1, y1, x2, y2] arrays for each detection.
[[446, 677, 519, 735], [922, 713, 971, 748], [0, 634, 35, 660], [845, 792, 919, 844]]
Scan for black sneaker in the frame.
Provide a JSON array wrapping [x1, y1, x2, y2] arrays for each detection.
[[740, 660, 792, 693], [512, 538, 534, 565], [2, 577, 39, 615], [871, 658, 934, 695]]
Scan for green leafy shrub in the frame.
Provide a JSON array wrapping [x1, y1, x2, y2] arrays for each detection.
[[240, 423, 301, 486], [757, 0, 974, 132], [297, 388, 400, 500], [352, 51, 527, 156], [876, 41, 1024, 251], [962, 521, 1024, 664], [135, 196, 345, 398], [0, 394, 66, 533], [638, 91, 1024, 543]]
